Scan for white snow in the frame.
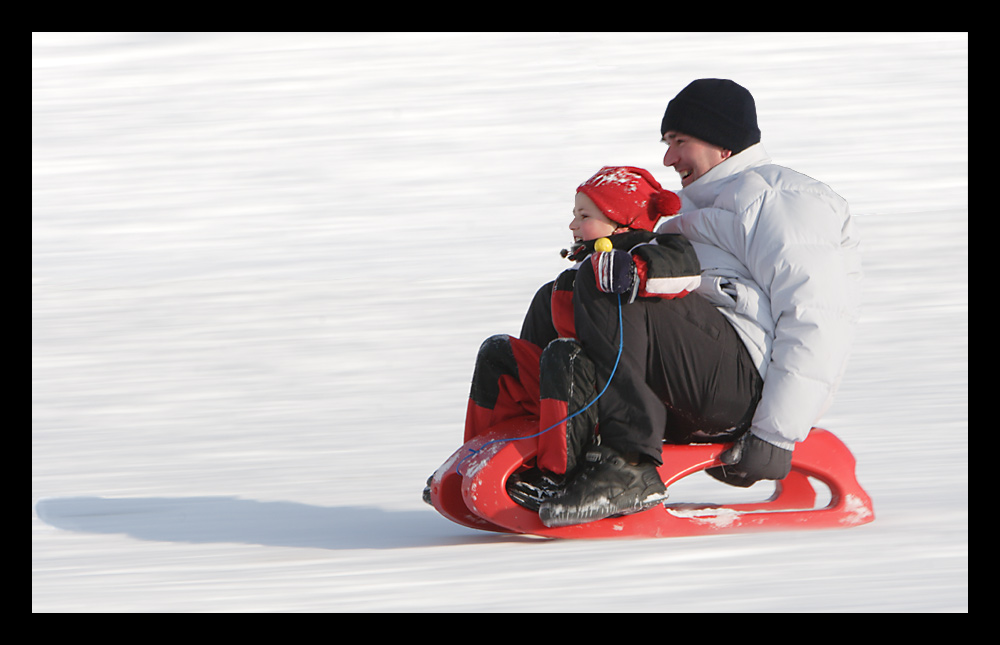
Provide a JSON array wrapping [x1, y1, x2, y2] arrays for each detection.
[[33, 32, 967, 612], [669, 507, 745, 529], [841, 494, 876, 527]]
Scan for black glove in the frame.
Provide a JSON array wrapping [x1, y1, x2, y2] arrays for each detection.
[[706, 432, 792, 488], [591, 249, 637, 300]]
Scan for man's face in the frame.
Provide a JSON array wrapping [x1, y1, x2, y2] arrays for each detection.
[[661, 131, 732, 187]]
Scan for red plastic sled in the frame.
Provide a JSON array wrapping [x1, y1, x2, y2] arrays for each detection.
[[427, 417, 874, 538]]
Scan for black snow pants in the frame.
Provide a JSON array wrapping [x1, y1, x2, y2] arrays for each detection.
[[523, 262, 764, 466]]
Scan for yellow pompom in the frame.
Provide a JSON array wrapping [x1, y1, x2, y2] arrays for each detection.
[[594, 237, 613, 253]]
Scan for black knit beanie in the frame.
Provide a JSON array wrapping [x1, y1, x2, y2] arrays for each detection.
[[660, 79, 761, 154]]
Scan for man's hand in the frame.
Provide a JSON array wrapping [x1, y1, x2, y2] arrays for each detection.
[[706, 431, 792, 488]]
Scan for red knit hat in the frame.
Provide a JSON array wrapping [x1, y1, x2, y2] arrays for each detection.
[[577, 166, 681, 231]]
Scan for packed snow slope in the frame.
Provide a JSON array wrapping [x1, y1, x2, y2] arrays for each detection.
[[32, 32, 967, 612]]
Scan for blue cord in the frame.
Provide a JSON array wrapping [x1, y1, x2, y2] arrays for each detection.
[[456, 293, 624, 476]]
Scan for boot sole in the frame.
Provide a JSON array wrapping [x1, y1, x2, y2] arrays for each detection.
[[539, 490, 669, 528]]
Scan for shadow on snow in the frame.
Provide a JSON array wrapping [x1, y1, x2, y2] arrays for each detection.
[[35, 496, 529, 550]]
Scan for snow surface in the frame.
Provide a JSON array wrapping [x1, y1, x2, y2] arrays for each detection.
[[32, 32, 967, 612]]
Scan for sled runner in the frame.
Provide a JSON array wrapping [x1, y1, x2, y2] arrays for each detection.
[[427, 417, 874, 538]]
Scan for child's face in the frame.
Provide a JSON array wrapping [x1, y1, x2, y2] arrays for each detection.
[[570, 192, 620, 243]]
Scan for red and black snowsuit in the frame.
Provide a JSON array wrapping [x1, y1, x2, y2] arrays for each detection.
[[464, 231, 764, 474]]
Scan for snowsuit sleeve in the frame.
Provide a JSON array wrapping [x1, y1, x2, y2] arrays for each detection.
[[520, 280, 558, 349], [632, 234, 703, 299]]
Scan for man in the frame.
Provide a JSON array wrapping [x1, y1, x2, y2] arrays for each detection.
[[539, 79, 862, 528]]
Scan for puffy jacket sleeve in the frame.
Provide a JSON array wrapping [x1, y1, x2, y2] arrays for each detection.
[[743, 183, 861, 448]]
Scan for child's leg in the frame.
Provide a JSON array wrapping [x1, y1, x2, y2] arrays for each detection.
[[464, 335, 543, 442], [536, 338, 600, 475]]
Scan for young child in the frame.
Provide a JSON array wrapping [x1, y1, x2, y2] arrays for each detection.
[[442, 166, 703, 518]]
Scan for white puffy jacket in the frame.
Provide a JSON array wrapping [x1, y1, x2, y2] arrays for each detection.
[[656, 144, 861, 449]]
